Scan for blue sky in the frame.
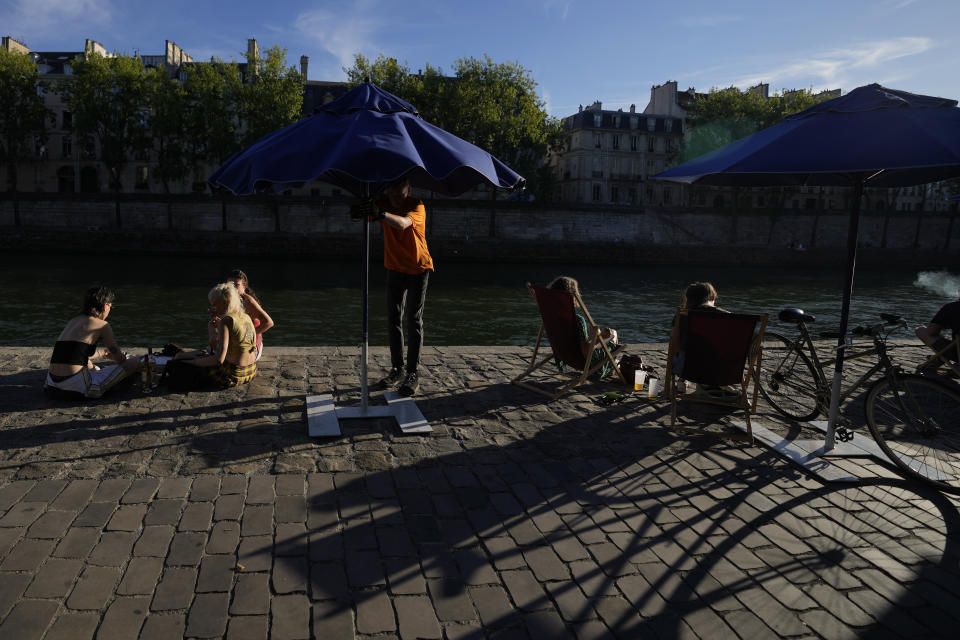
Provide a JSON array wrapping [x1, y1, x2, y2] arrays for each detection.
[[2, 0, 957, 117]]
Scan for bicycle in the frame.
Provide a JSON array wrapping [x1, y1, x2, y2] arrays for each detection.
[[758, 308, 960, 493]]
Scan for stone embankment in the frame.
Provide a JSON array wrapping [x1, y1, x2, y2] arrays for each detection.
[[2, 194, 958, 266]]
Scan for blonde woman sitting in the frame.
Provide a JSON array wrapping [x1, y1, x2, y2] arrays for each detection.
[[174, 282, 258, 388]]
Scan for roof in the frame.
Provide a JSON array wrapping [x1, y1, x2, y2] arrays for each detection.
[[562, 109, 683, 134]]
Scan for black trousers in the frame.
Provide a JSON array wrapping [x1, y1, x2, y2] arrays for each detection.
[[386, 269, 430, 373]]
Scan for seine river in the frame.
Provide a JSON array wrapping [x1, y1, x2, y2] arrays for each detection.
[[4, 252, 958, 348]]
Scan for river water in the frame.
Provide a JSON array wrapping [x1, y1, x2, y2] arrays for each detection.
[[4, 252, 958, 348]]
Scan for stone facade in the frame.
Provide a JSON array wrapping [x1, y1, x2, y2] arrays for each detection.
[[552, 102, 684, 206]]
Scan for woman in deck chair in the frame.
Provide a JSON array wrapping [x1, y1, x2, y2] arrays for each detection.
[[675, 282, 737, 400], [916, 291, 960, 374], [547, 276, 619, 379]]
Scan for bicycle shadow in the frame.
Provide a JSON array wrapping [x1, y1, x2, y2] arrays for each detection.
[[261, 407, 960, 638]]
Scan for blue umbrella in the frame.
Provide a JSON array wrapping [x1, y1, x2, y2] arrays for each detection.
[[209, 82, 524, 197], [210, 82, 525, 410], [656, 84, 960, 447]]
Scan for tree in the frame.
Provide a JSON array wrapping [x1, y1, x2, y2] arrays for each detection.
[[63, 52, 152, 191], [145, 68, 188, 193], [447, 56, 562, 200], [181, 59, 244, 189], [239, 45, 304, 147], [344, 54, 562, 200], [676, 86, 834, 164], [0, 48, 51, 192]]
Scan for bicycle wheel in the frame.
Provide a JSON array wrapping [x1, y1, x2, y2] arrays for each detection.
[[866, 374, 960, 493], [757, 332, 821, 421]]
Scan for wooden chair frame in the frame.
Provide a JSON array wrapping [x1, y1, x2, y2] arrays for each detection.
[[664, 309, 768, 445], [512, 283, 626, 400], [917, 336, 960, 380]]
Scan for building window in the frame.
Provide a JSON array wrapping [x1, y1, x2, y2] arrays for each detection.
[[135, 166, 149, 189], [713, 195, 725, 208], [630, 135, 637, 151], [592, 185, 601, 201], [594, 134, 601, 149], [647, 118, 657, 132], [648, 137, 655, 152], [663, 188, 671, 204], [612, 135, 620, 150], [629, 188, 637, 204], [630, 116, 638, 129], [62, 111, 72, 129], [665, 119, 673, 133], [805, 198, 817, 209], [611, 186, 619, 202], [646, 186, 654, 202], [613, 114, 621, 127], [593, 114, 602, 128], [61, 136, 72, 157]]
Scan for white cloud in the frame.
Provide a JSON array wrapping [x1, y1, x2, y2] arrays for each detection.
[[543, 0, 573, 21], [882, 0, 921, 9], [678, 14, 742, 28], [2, 0, 113, 39], [294, 1, 382, 74], [727, 37, 933, 92]]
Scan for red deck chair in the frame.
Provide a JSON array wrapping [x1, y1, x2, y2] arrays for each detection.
[[665, 308, 768, 444], [512, 283, 625, 400]]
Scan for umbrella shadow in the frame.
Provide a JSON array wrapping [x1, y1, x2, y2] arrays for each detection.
[[252, 406, 960, 638]]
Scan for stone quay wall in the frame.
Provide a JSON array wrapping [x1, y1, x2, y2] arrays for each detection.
[[1, 193, 958, 267]]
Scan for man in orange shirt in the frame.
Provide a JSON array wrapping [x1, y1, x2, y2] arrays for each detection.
[[354, 178, 434, 396]]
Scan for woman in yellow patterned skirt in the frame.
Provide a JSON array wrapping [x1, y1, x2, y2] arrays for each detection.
[[173, 282, 258, 387]]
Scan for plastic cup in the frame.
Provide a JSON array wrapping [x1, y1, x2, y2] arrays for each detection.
[[634, 369, 646, 391], [647, 377, 661, 399]]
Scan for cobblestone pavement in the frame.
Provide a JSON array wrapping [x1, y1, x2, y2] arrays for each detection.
[[0, 343, 959, 639]]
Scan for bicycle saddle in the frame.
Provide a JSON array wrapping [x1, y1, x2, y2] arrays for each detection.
[[778, 308, 815, 323]]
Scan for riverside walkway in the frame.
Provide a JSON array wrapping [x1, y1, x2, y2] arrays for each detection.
[[0, 344, 958, 639]]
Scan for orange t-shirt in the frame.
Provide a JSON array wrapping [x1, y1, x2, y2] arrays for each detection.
[[379, 196, 434, 274]]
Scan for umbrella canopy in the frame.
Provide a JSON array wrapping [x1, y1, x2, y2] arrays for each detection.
[[656, 84, 960, 188], [655, 84, 960, 445], [209, 82, 525, 197]]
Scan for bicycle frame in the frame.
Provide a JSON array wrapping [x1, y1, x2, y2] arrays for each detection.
[[787, 318, 898, 412]]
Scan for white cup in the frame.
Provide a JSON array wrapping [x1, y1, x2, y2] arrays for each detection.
[[634, 369, 646, 391], [647, 377, 661, 399]]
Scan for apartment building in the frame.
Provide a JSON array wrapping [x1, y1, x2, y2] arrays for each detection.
[[553, 101, 683, 205]]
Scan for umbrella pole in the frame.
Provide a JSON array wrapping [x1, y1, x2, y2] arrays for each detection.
[[360, 211, 371, 411], [824, 178, 864, 450]]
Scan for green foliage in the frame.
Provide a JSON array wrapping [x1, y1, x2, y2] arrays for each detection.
[[145, 68, 188, 192], [0, 48, 51, 191], [344, 54, 561, 200], [240, 45, 304, 146], [63, 52, 153, 190], [677, 87, 835, 164], [181, 59, 244, 184]]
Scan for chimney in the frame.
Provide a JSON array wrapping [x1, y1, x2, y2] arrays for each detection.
[[300, 55, 309, 79], [246, 38, 260, 76], [629, 104, 635, 113]]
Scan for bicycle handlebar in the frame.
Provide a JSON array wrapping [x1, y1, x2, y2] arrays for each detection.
[[818, 314, 907, 340]]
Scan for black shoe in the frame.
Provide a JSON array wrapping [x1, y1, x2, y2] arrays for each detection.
[[378, 367, 405, 390], [399, 371, 419, 397]]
